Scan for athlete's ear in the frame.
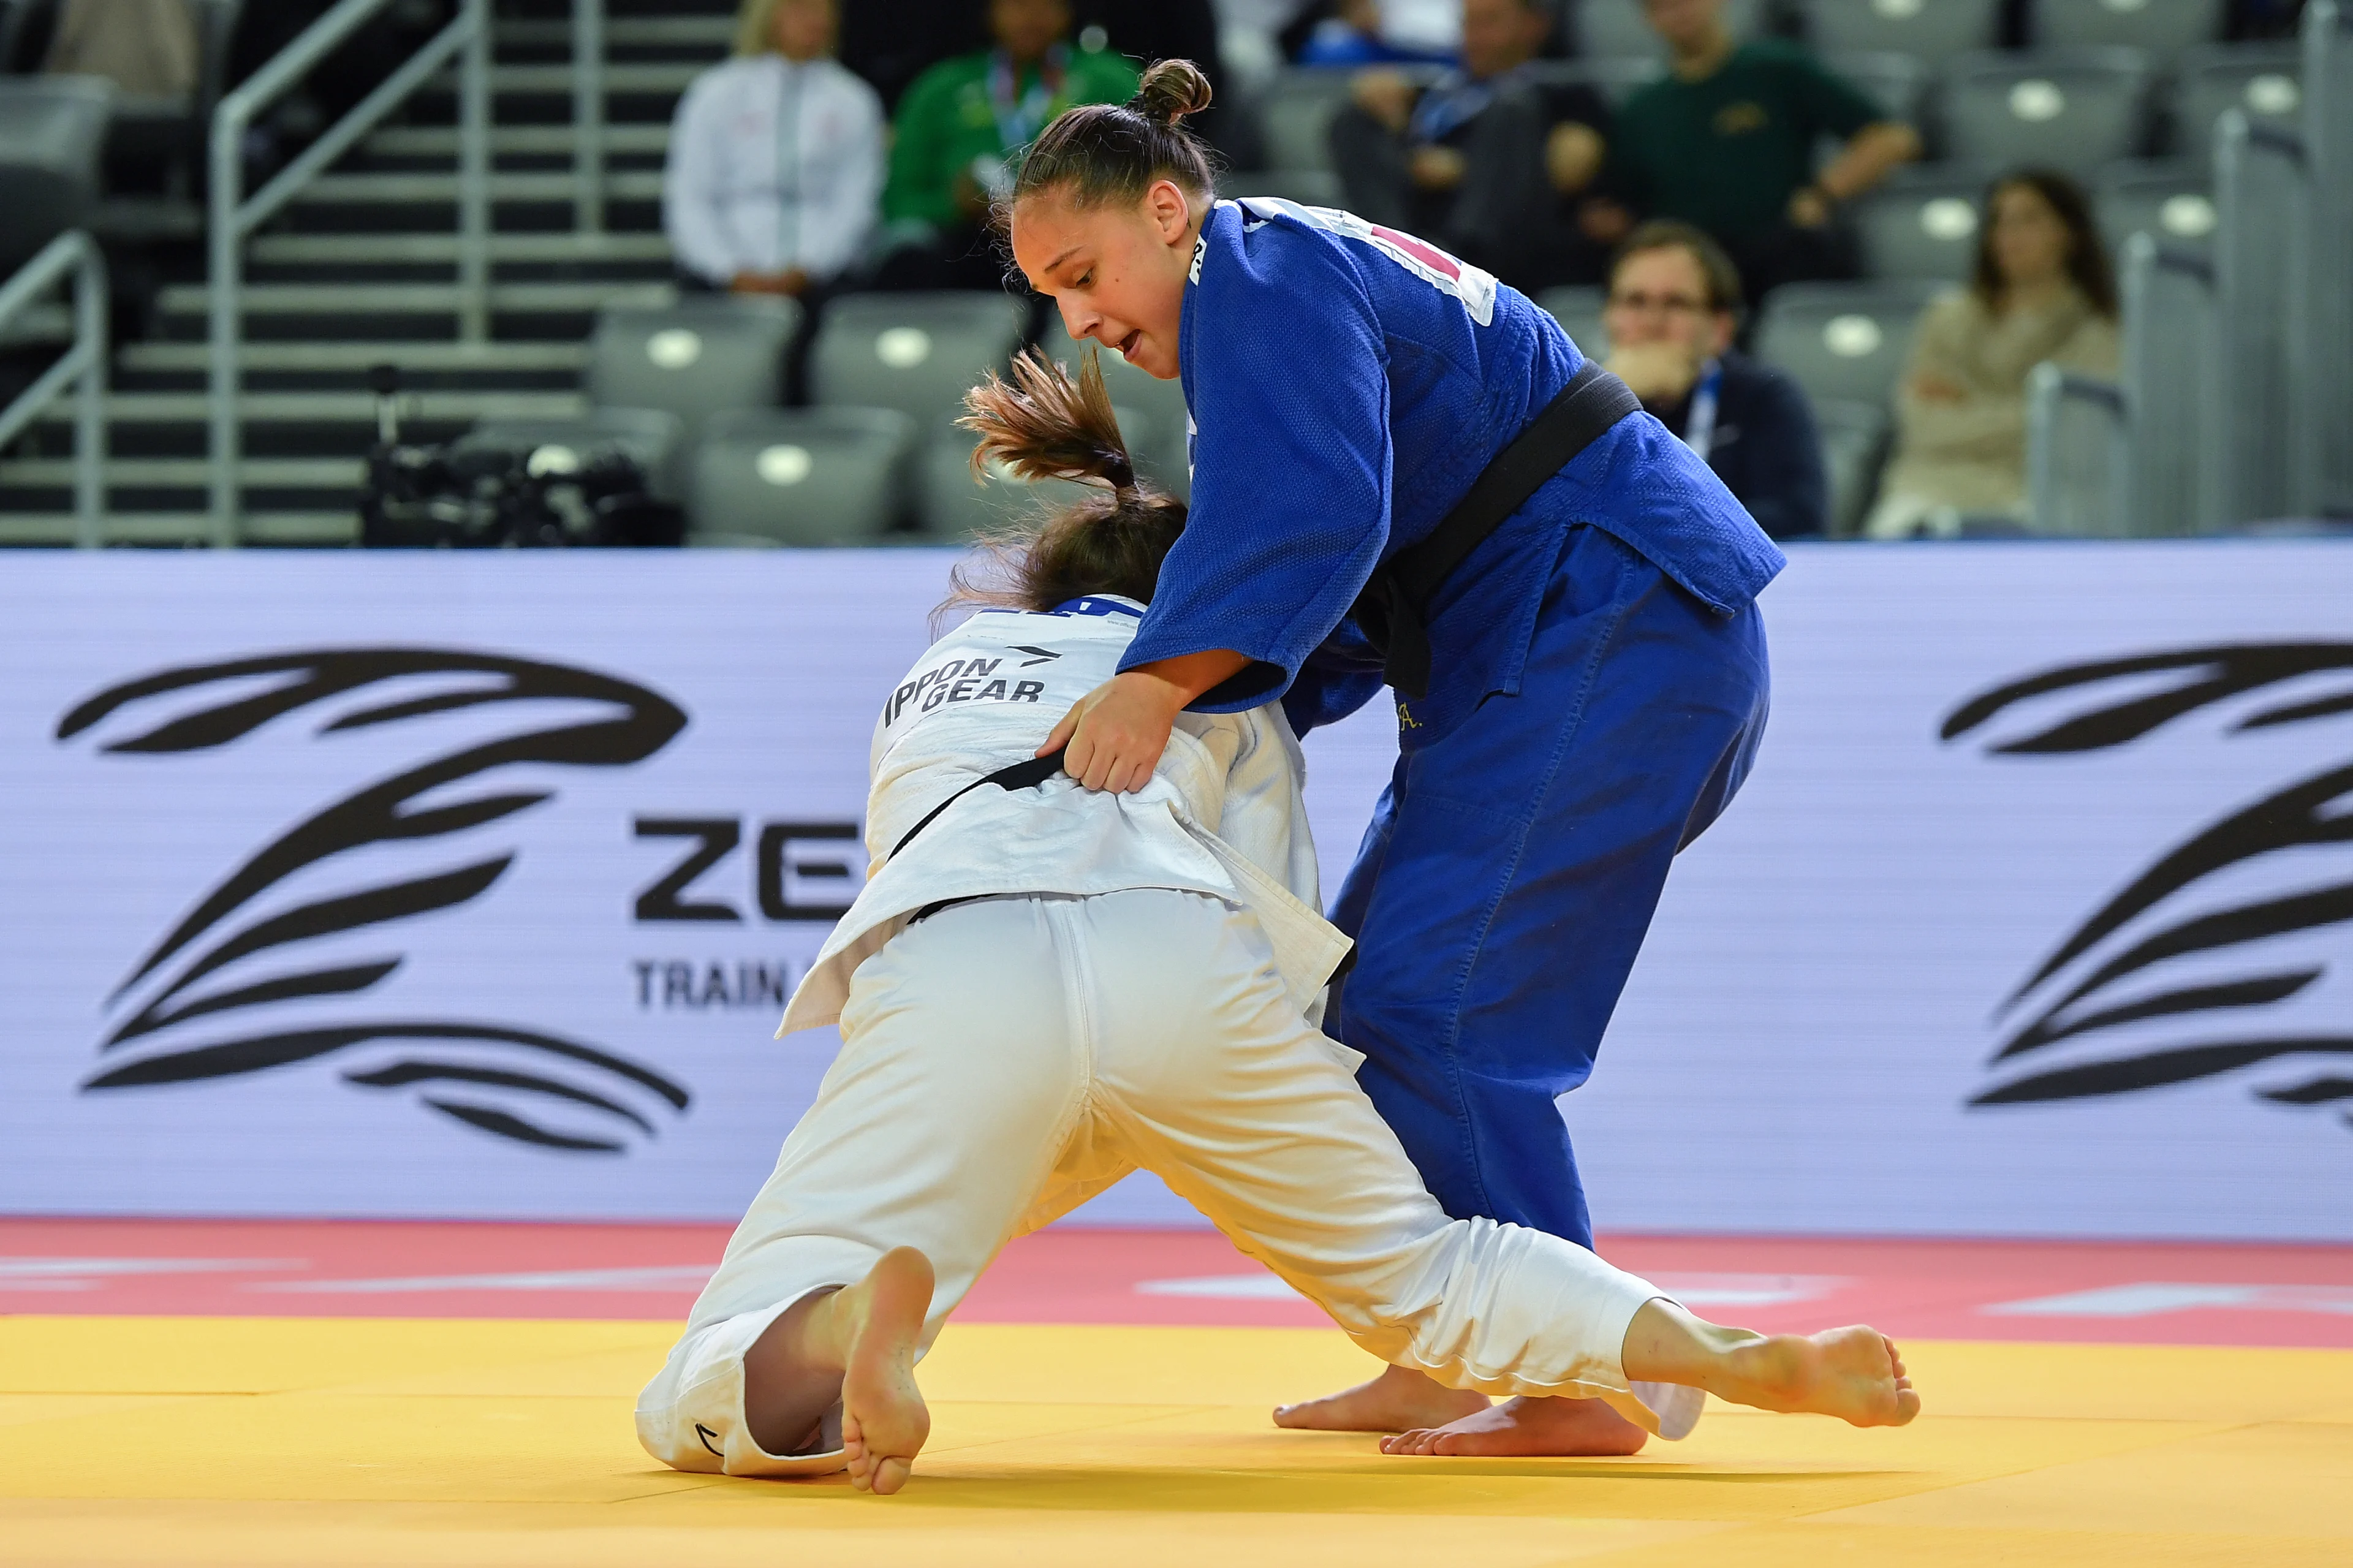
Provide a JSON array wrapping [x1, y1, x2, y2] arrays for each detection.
[[1143, 179, 1193, 248]]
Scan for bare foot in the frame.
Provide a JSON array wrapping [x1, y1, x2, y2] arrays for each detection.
[[1718, 1327, 1920, 1428], [831, 1247, 935, 1494], [1380, 1394, 1649, 1457], [1273, 1363, 1490, 1433]]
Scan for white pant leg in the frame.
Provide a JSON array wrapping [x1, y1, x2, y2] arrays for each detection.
[[1064, 888, 1689, 1434], [637, 896, 1094, 1477]]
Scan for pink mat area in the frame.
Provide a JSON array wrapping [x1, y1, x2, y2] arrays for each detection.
[[5, 1218, 2351, 1349]]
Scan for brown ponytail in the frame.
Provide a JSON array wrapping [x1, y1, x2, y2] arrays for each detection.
[[942, 347, 1188, 618], [1007, 58, 1218, 218]]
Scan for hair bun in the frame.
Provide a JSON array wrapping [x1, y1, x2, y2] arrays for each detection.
[[1131, 59, 1213, 127]]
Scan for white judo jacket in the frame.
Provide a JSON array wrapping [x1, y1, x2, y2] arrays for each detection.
[[776, 596, 1352, 1036]]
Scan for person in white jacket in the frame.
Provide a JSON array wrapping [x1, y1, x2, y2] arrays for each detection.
[[664, 0, 885, 298], [634, 350, 1919, 1497]]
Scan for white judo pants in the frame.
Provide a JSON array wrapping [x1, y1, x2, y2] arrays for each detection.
[[637, 888, 1696, 1478]]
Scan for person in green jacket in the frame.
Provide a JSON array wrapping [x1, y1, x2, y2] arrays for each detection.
[[875, 0, 1140, 290]]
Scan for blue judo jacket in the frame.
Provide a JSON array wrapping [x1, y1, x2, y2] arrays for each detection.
[[1118, 198, 1786, 740]]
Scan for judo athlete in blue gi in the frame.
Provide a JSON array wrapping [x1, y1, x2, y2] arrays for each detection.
[[1013, 61, 1784, 1455]]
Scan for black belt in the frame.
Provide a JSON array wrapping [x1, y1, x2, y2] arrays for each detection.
[[892, 745, 1068, 923], [1349, 357, 1642, 700]]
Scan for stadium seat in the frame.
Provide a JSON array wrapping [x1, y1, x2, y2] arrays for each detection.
[[1941, 48, 2154, 177], [2174, 44, 2302, 161], [688, 407, 918, 545], [1855, 164, 1996, 281], [1040, 320, 1192, 502], [0, 77, 109, 274], [2033, 0, 2224, 66], [917, 407, 1154, 539], [1522, 56, 1664, 108], [1802, 0, 2001, 66], [2209, 110, 2305, 526], [2116, 232, 2213, 535], [586, 295, 798, 438], [1577, 0, 1762, 58], [2096, 159, 2218, 256], [1829, 50, 1930, 126], [1221, 169, 1343, 206], [1811, 398, 1892, 535], [1258, 67, 1359, 174], [1536, 285, 1608, 357], [809, 292, 1027, 431], [1754, 281, 1942, 406], [460, 408, 688, 502]]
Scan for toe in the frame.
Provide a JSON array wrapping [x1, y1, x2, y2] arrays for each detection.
[[871, 1456, 913, 1495]]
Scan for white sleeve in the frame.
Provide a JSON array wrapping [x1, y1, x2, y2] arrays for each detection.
[[794, 70, 885, 282], [663, 70, 740, 286]]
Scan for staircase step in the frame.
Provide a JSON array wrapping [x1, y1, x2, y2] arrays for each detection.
[[0, 512, 360, 547], [37, 390, 586, 426], [295, 169, 665, 205], [156, 281, 672, 318], [496, 16, 732, 50], [250, 230, 670, 265], [363, 123, 670, 159], [124, 340, 588, 373], [0, 457, 362, 488]]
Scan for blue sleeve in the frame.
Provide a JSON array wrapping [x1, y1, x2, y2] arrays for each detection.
[[1119, 223, 1393, 713], [1279, 617, 1387, 737]]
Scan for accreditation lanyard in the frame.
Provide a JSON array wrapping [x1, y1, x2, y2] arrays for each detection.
[[1681, 358, 1723, 463], [987, 45, 1067, 152]]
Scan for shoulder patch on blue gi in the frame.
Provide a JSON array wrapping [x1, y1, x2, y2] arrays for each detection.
[[1233, 197, 1496, 327]]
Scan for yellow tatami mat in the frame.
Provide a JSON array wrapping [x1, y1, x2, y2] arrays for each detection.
[[2, 1317, 2348, 1567]]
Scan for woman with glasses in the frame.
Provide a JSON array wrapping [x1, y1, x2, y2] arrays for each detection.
[[1601, 221, 1827, 539]]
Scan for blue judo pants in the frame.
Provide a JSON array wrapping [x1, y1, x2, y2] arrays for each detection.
[[1327, 525, 1771, 1251]]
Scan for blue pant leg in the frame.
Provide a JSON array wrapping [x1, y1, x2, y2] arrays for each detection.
[[1332, 528, 1771, 1248]]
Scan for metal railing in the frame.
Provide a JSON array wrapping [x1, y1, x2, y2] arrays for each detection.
[[207, 0, 491, 547], [574, 0, 605, 233], [0, 230, 108, 549], [2026, 366, 2126, 537]]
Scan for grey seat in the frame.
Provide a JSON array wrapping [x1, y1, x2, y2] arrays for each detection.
[[1941, 48, 2154, 177], [688, 407, 917, 545], [587, 295, 798, 439], [2033, 0, 2224, 65], [1221, 169, 1343, 207], [1535, 284, 1608, 358], [809, 291, 1027, 431], [0, 77, 109, 273], [1754, 281, 1942, 406], [460, 408, 688, 501], [1828, 50, 1930, 126], [1040, 320, 1192, 501], [1577, 0, 1762, 58], [917, 407, 1153, 540], [1802, 0, 2001, 65], [1811, 398, 1893, 535], [1855, 164, 1995, 281], [2096, 159, 2217, 256], [1260, 67, 1359, 174], [1522, 57, 1665, 109], [2174, 44, 2302, 162]]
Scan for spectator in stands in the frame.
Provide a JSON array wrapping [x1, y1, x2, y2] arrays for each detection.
[[1329, 0, 1610, 287], [1584, 0, 1919, 301], [43, 0, 196, 97], [665, 0, 885, 305], [1865, 170, 2120, 538], [1297, 0, 1456, 66], [876, 0, 1139, 290], [1603, 221, 1825, 539]]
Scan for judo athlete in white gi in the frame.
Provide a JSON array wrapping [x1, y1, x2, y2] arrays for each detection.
[[636, 352, 1919, 1496]]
